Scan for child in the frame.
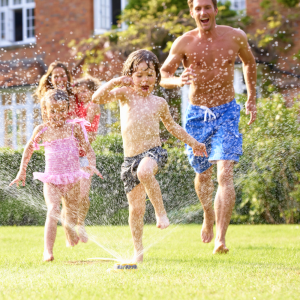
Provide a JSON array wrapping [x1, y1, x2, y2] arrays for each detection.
[[92, 50, 207, 262], [10, 89, 101, 262], [73, 76, 101, 241]]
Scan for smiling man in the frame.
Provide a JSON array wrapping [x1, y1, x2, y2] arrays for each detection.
[[160, 0, 257, 253]]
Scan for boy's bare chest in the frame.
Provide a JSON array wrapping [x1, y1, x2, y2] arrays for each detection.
[[122, 101, 161, 122]]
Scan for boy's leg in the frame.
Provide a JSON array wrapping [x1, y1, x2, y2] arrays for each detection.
[[63, 182, 80, 247], [43, 183, 62, 261], [194, 166, 215, 243], [127, 183, 146, 263], [137, 157, 169, 229], [213, 160, 235, 254]]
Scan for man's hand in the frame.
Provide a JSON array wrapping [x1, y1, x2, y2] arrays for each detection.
[[114, 76, 134, 87], [192, 142, 208, 157], [180, 64, 196, 87], [245, 100, 257, 125], [9, 171, 26, 187]]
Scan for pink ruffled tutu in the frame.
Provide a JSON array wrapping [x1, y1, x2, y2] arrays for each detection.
[[33, 122, 90, 185]]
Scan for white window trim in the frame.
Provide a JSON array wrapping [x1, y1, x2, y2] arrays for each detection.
[[0, 0, 35, 47], [229, 0, 246, 11], [94, 0, 127, 35]]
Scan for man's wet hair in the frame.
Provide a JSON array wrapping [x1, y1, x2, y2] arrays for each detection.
[[45, 89, 69, 108], [187, 0, 218, 10], [73, 75, 101, 92], [122, 50, 161, 85]]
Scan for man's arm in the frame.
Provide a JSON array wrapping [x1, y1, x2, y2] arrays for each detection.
[[92, 76, 133, 105], [160, 37, 196, 89], [160, 100, 207, 156], [238, 30, 257, 125]]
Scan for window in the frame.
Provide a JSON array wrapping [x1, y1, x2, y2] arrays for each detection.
[[94, 0, 125, 34], [229, 0, 246, 11], [0, 0, 35, 46], [0, 90, 41, 148]]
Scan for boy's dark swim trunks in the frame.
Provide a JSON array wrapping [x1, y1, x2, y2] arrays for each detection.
[[121, 146, 168, 194]]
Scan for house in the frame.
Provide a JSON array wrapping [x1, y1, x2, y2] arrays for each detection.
[[1, 0, 299, 148]]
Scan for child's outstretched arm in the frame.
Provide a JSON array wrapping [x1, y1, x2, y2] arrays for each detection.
[[92, 76, 133, 104], [160, 100, 208, 157], [9, 125, 45, 187]]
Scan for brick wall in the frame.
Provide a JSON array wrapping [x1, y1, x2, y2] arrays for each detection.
[[0, 0, 94, 69]]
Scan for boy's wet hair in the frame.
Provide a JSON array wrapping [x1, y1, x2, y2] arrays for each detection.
[[73, 75, 101, 92], [122, 50, 161, 84], [45, 89, 69, 108]]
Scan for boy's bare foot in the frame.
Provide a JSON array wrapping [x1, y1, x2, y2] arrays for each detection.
[[78, 225, 89, 243], [201, 210, 215, 243], [133, 250, 144, 263], [156, 214, 170, 229], [43, 252, 54, 262], [213, 240, 229, 254], [65, 228, 79, 247]]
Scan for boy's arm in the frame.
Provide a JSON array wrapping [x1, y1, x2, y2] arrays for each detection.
[[9, 125, 44, 187], [92, 76, 133, 104], [160, 100, 207, 156]]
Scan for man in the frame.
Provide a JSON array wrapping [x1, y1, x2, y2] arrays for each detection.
[[160, 0, 257, 253]]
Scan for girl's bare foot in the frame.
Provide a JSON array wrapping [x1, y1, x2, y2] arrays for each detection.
[[43, 251, 54, 262], [156, 214, 170, 229], [201, 210, 215, 243], [78, 225, 89, 243], [213, 240, 229, 254]]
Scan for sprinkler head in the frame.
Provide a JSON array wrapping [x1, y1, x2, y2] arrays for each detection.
[[107, 263, 138, 273]]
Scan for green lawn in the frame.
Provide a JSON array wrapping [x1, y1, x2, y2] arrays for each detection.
[[0, 225, 299, 300]]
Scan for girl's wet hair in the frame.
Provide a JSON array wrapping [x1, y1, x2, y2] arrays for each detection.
[[122, 50, 161, 84], [34, 61, 73, 100], [73, 75, 101, 91], [45, 89, 69, 108]]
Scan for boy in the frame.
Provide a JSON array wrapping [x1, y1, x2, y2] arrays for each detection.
[[92, 50, 207, 262]]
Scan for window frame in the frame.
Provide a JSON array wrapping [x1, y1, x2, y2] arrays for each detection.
[[93, 0, 127, 35], [0, 0, 35, 47], [229, 0, 246, 11]]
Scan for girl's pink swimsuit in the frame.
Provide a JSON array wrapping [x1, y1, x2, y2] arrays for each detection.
[[33, 119, 91, 185]]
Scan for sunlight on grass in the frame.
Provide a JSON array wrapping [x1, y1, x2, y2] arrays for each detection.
[[0, 225, 300, 299]]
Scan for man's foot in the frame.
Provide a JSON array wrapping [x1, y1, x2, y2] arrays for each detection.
[[78, 225, 89, 243], [43, 252, 54, 262], [213, 240, 229, 254], [156, 214, 170, 229], [201, 210, 215, 243], [133, 250, 144, 263]]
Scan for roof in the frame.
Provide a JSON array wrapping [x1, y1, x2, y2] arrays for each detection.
[[0, 58, 46, 89]]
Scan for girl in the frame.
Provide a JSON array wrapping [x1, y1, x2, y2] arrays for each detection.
[[34, 61, 77, 122], [10, 89, 101, 262], [73, 76, 101, 241]]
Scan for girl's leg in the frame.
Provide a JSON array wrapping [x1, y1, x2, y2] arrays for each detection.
[[137, 157, 170, 229], [127, 183, 146, 263], [63, 182, 80, 247], [43, 183, 62, 262], [77, 167, 92, 243]]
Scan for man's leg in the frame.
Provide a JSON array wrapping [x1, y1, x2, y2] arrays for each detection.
[[195, 166, 215, 243], [213, 160, 235, 254], [137, 157, 169, 229], [127, 183, 146, 263]]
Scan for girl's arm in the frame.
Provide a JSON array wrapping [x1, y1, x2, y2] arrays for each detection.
[[40, 97, 48, 123], [159, 100, 207, 157], [92, 76, 133, 104], [74, 124, 103, 178], [86, 103, 100, 124], [9, 125, 45, 187]]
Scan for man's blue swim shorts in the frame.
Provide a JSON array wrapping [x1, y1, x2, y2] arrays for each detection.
[[184, 99, 243, 174]]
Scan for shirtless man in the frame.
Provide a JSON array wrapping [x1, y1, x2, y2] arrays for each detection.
[[160, 0, 257, 253], [92, 49, 207, 262]]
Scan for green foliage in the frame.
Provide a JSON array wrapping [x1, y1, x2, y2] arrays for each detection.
[[276, 0, 300, 7], [235, 94, 300, 224]]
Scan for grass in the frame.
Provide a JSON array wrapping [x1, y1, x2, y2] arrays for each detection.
[[0, 224, 300, 300]]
